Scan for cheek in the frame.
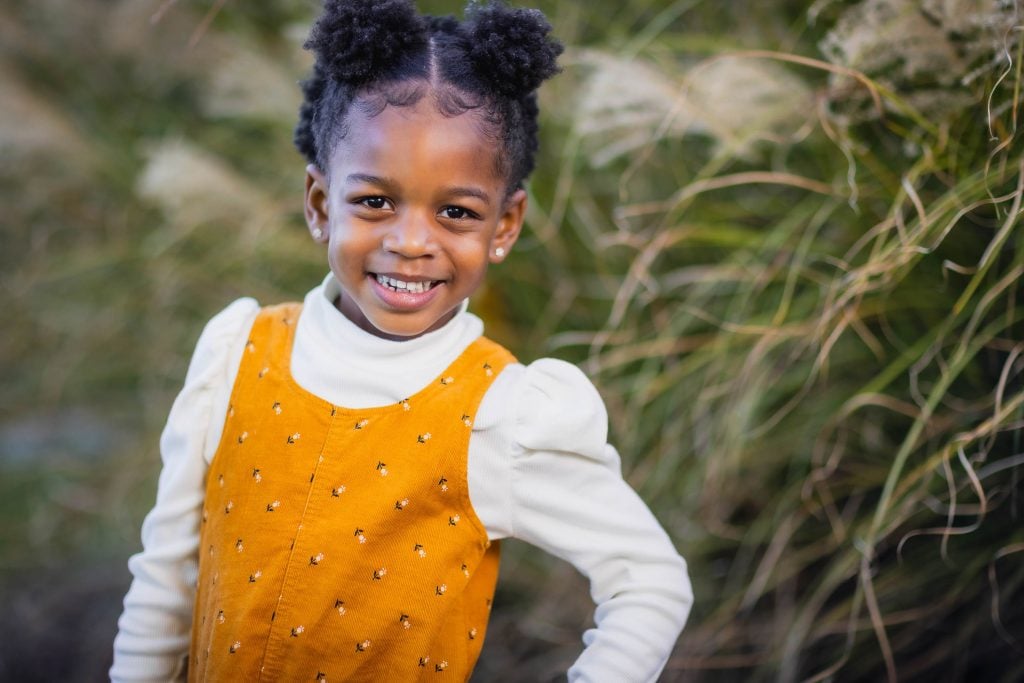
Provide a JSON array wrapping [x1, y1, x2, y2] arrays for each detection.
[[326, 225, 373, 274], [330, 221, 373, 253], [452, 240, 492, 281]]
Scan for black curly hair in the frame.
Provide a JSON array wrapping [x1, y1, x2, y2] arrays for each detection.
[[294, 0, 562, 197]]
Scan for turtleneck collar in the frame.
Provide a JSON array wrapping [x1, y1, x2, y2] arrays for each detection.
[[290, 273, 484, 408]]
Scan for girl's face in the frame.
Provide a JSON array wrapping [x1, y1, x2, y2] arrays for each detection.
[[304, 98, 526, 340]]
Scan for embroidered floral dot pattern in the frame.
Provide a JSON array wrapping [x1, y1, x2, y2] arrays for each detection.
[[188, 303, 513, 681]]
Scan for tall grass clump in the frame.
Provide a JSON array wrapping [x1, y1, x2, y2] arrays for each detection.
[[1, 1, 322, 679], [1, 1, 1021, 681], [480, 0, 1023, 680]]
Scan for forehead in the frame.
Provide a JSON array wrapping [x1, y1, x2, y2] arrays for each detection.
[[329, 99, 504, 189]]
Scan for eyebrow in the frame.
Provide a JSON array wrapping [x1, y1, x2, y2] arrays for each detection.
[[445, 186, 492, 204], [345, 173, 396, 188], [345, 173, 492, 205]]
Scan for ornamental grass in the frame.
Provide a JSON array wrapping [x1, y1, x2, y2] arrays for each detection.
[[1, 1, 1021, 681]]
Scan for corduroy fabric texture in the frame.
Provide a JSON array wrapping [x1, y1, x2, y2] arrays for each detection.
[[188, 303, 515, 681]]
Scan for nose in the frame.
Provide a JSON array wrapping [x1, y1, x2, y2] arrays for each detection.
[[382, 210, 435, 258]]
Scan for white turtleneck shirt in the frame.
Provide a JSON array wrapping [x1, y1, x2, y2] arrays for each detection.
[[111, 274, 692, 683]]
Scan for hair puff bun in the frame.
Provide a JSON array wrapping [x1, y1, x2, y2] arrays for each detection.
[[466, 2, 563, 98], [426, 14, 461, 35], [296, 0, 562, 190], [304, 0, 428, 87]]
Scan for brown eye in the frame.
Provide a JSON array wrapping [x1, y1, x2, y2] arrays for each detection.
[[362, 197, 387, 210], [441, 206, 472, 220]]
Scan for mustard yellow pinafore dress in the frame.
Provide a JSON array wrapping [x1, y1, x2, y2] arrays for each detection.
[[188, 303, 515, 681]]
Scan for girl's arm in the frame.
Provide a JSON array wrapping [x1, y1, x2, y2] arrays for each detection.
[[110, 298, 258, 683], [479, 359, 692, 683]]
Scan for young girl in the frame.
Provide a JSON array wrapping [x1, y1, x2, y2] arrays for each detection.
[[111, 1, 692, 680]]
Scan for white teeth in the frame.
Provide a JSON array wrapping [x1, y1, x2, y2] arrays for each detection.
[[375, 274, 434, 294]]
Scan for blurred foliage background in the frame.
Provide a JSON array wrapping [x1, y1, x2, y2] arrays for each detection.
[[2, 0, 1022, 681]]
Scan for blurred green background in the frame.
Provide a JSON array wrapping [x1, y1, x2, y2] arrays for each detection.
[[2, 0, 1022, 681]]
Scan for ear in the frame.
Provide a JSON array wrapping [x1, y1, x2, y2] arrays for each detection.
[[489, 189, 527, 264], [304, 164, 330, 243]]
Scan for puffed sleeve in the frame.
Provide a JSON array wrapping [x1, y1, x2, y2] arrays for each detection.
[[110, 298, 258, 683], [508, 359, 693, 683]]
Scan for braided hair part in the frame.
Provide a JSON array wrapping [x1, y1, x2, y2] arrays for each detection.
[[293, 0, 563, 196]]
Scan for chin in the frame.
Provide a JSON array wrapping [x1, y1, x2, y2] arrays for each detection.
[[365, 314, 444, 341]]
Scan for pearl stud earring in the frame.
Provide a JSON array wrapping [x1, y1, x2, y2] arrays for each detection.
[[494, 247, 505, 258], [312, 227, 324, 240]]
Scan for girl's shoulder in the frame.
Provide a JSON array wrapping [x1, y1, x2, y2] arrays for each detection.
[[197, 297, 261, 343], [204, 296, 261, 328], [183, 297, 261, 385], [481, 354, 610, 462]]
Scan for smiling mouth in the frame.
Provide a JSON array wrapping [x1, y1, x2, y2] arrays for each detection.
[[373, 273, 442, 294]]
